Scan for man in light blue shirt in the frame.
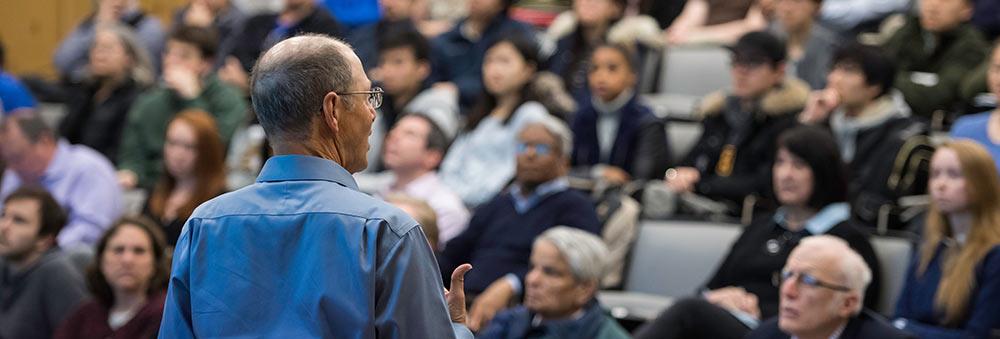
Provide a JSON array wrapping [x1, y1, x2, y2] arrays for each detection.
[[159, 34, 474, 338]]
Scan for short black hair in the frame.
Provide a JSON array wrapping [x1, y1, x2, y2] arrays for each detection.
[[378, 27, 430, 62], [3, 186, 68, 240], [593, 43, 639, 74], [831, 43, 896, 98], [408, 113, 449, 155], [169, 25, 219, 61], [776, 125, 848, 210]]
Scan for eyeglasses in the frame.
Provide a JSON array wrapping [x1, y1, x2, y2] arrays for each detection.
[[775, 269, 852, 292], [516, 142, 553, 156], [339, 87, 384, 109]]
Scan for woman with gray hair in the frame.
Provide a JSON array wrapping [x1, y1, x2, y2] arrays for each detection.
[[478, 226, 630, 339], [59, 23, 154, 162]]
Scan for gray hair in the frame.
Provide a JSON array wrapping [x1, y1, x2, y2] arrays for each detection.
[[535, 226, 609, 284], [796, 235, 872, 314], [249, 34, 354, 143], [93, 23, 155, 87], [1, 111, 55, 143], [520, 115, 573, 159]]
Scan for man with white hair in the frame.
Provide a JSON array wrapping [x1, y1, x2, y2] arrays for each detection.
[[439, 117, 602, 331], [478, 227, 630, 338], [746, 235, 914, 339]]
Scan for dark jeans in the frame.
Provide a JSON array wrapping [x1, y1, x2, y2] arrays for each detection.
[[633, 297, 751, 339]]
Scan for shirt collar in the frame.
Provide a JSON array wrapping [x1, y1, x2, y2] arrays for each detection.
[[39, 140, 72, 184], [772, 202, 850, 235], [256, 155, 359, 191], [508, 177, 569, 214]]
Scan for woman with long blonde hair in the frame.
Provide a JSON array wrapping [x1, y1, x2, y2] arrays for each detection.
[[893, 140, 1000, 337]]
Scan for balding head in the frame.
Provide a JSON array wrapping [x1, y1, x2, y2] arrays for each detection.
[[250, 34, 355, 144]]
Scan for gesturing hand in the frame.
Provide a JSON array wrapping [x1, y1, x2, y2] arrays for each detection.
[[445, 264, 473, 324]]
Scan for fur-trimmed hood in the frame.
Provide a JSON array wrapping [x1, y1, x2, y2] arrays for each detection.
[[545, 12, 665, 49], [696, 77, 811, 118]]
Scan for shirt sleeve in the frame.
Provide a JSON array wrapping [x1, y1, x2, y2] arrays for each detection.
[[159, 220, 197, 339], [56, 159, 123, 247]]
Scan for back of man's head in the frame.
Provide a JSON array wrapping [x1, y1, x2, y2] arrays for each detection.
[[3, 186, 68, 245], [251, 35, 354, 144]]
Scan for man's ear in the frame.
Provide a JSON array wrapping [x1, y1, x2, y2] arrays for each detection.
[[322, 91, 341, 134]]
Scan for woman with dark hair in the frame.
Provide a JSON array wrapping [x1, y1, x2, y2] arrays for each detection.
[[635, 125, 881, 339], [143, 109, 227, 246], [53, 216, 170, 339], [439, 35, 552, 207]]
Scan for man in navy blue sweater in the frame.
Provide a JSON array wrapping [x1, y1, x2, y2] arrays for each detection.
[[439, 117, 602, 331]]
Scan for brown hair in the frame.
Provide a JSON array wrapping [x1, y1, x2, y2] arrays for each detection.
[[384, 194, 439, 250], [919, 140, 1000, 324], [86, 216, 170, 308], [3, 186, 67, 241], [148, 109, 227, 223]]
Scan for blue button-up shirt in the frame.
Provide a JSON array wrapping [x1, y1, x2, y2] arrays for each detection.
[[159, 155, 471, 338]]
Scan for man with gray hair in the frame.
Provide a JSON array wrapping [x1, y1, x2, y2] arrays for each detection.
[[478, 226, 630, 338], [159, 34, 474, 338], [746, 235, 914, 339], [440, 117, 602, 332]]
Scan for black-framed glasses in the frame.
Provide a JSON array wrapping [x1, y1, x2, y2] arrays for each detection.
[[340, 87, 384, 109], [775, 269, 852, 292]]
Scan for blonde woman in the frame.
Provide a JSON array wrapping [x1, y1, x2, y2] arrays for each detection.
[[893, 140, 1000, 337]]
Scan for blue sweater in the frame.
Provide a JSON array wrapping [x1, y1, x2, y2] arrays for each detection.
[[439, 187, 601, 294], [894, 243, 1000, 338], [950, 111, 1000, 174]]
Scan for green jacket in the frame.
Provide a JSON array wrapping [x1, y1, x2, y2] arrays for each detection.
[[118, 75, 247, 189], [882, 17, 988, 118]]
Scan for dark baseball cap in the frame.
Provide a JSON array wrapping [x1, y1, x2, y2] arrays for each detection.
[[727, 31, 786, 66]]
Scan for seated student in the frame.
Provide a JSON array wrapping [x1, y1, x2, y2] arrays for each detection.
[[438, 36, 552, 207], [769, 0, 843, 89], [384, 194, 441, 252], [366, 28, 460, 171], [54, 0, 165, 83], [54, 217, 170, 339], [570, 44, 669, 185], [664, 31, 806, 213], [0, 112, 123, 248], [747, 236, 915, 339], [60, 24, 154, 162], [663, 0, 768, 45], [172, 0, 247, 70], [880, 0, 989, 119], [545, 0, 663, 106], [439, 118, 602, 306], [0, 187, 88, 339], [635, 126, 881, 339], [0, 40, 37, 114], [893, 140, 1000, 338], [143, 110, 227, 247], [380, 114, 469, 248], [118, 25, 247, 191], [428, 0, 534, 109], [477, 227, 629, 339], [799, 43, 928, 228], [952, 41, 1000, 172], [348, 0, 419, 72]]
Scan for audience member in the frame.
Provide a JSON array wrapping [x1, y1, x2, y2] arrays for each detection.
[[570, 44, 669, 184], [663, 0, 768, 45], [545, 0, 663, 105], [477, 227, 630, 339], [0, 113, 123, 248], [54, 217, 170, 339], [379, 114, 469, 247], [0, 187, 88, 339], [952, 41, 1000, 171], [59, 24, 154, 162], [893, 140, 1000, 338], [635, 126, 881, 339], [665, 31, 805, 213], [54, 0, 166, 83], [0, 40, 37, 114], [348, 0, 420, 72], [172, 0, 247, 70], [971, 0, 1000, 40], [746, 236, 914, 339], [817, 0, 910, 36], [143, 110, 227, 247], [227, 0, 343, 93], [881, 0, 989, 119], [384, 193, 441, 251], [800, 43, 928, 228], [428, 0, 535, 108], [438, 36, 552, 207], [118, 26, 247, 191], [440, 118, 601, 310], [769, 0, 843, 89]]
